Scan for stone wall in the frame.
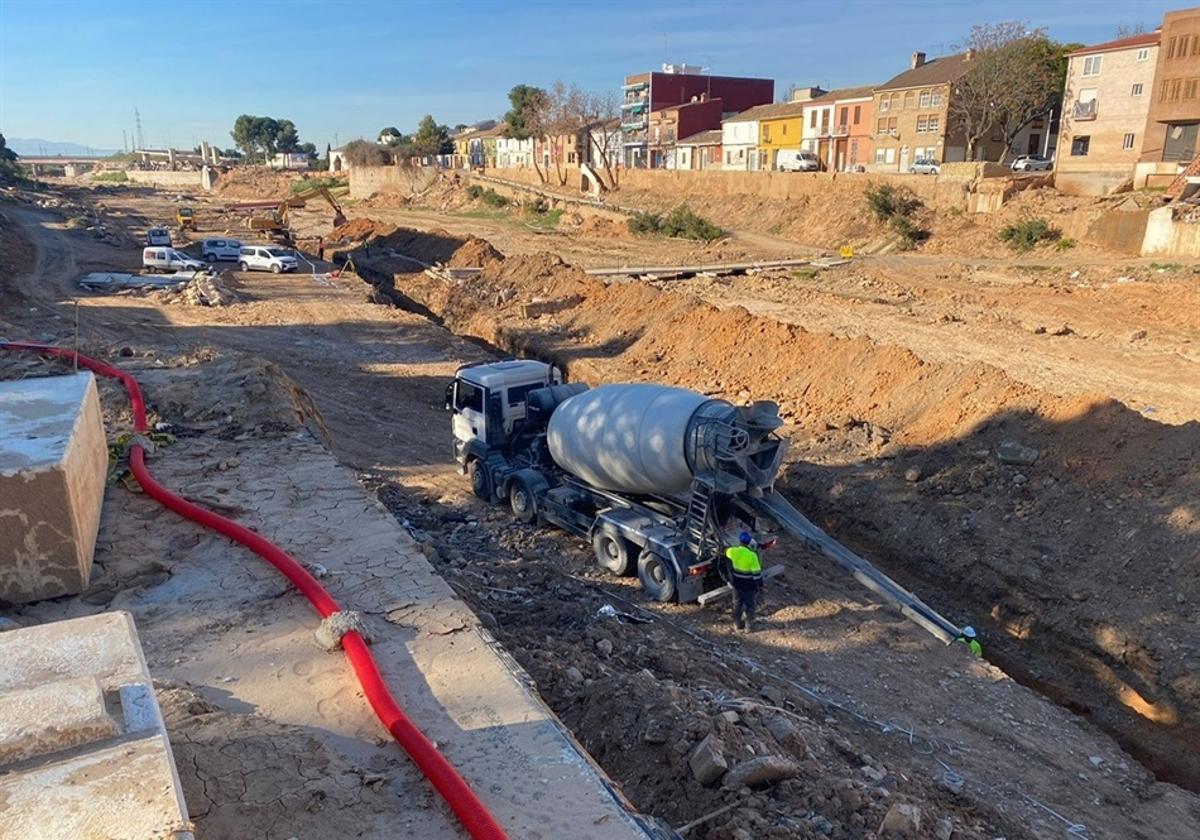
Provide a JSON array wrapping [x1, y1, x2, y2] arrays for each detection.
[[120, 170, 206, 189]]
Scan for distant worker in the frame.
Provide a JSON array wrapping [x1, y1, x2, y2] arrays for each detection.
[[726, 531, 763, 632], [317, 236, 325, 262], [957, 626, 983, 657]]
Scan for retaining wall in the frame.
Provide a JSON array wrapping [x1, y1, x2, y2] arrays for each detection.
[[1142, 206, 1200, 257], [120, 170, 206, 189]]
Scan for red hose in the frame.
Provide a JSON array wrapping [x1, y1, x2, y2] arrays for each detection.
[[1, 342, 509, 840]]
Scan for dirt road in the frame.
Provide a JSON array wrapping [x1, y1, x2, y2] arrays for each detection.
[[3, 186, 1199, 839]]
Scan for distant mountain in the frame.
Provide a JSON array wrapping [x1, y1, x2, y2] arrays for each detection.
[[6, 137, 121, 157]]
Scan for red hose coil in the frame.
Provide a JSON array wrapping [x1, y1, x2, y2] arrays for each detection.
[[1, 342, 509, 840]]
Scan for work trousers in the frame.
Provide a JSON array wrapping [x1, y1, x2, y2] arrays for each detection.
[[733, 583, 759, 628]]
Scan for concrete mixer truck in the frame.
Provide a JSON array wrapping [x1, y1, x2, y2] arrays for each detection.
[[446, 359, 966, 644]]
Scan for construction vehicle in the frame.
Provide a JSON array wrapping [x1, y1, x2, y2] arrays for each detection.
[[448, 360, 967, 644], [176, 207, 196, 232], [234, 184, 348, 243]]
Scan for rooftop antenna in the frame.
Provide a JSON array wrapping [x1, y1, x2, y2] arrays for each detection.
[[134, 107, 144, 151]]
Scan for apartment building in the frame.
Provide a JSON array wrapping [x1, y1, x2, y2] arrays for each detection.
[[648, 96, 724, 168], [870, 52, 966, 171], [1055, 32, 1161, 193], [621, 65, 773, 167], [799, 86, 875, 171], [1138, 8, 1200, 186]]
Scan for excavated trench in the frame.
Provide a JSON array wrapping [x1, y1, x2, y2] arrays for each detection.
[[343, 226, 1199, 794]]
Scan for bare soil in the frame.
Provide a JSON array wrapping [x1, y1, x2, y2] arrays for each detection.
[[3, 180, 1198, 840]]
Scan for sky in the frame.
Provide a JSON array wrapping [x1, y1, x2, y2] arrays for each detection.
[[0, 0, 1179, 154]]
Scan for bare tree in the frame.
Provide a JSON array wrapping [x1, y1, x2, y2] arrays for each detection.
[[1115, 22, 1147, 38], [578, 90, 623, 190], [540, 81, 586, 186], [949, 22, 1072, 162]]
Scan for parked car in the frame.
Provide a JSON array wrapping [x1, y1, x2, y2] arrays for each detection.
[[910, 158, 940, 175], [1011, 154, 1053, 172], [776, 150, 821, 172], [142, 247, 206, 273], [201, 238, 244, 262], [145, 227, 172, 247], [238, 245, 299, 274]]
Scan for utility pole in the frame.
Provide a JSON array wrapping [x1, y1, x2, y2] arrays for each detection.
[[122, 130, 128, 153], [134, 107, 144, 151]]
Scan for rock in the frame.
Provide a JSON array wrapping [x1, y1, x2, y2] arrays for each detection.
[[719, 710, 740, 724], [1089, 755, 1103, 767], [763, 714, 806, 753], [642, 719, 669, 744], [996, 440, 1039, 466], [564, 666, 584, 684], [759, 684, 786, 705], [595, 638, 613, 656], [935, 817, 954, 840], [688, 735, 728, 786], [1051, 324, 1074, 336], [724, 755, 799, 788], [879, 802, 922, 837], [861, 764, 887, 783], [904, 466, 922, 482], [1129, 329, 1147, 342], [731, 829, 753, 840]]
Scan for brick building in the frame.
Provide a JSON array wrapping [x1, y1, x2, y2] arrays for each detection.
[[1055, 32, 1161, 193], [648, 96, 724, 168], [1138, 8, 1200, 186], [622, 65, 773, 167]]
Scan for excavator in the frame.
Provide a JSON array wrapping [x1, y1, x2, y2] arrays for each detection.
[[229, 184, 348, 243]]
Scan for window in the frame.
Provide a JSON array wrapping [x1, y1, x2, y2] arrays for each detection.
[[880, 96, 890, 112], [1071, 135, 1090, 156], [919, 89, 931, 108], [782, 123, 788, 136], [927, 115, 939, 133], [455, 381, 484, 413], [903, 91, 914, 109], [811, 110, 818, 127], [885, 148, 896, 163], [1184, 78, 1198, 100], [888, 117, 898, 133], [1082, 55, 1102, 76], [916, 115, 928, 133], [1123, 133, 1135, 150], [890, 93, 899, 110], [875, 148, 886, 163], [931, 89, 942, 106], [506, 383, 542, 407], [877, 117, 887, 133], [1132, 83, 1144, 96], [1180, 36, 1191, 57], [840, 107, 848, 126], [1169, 78, 1183, 101], [853, 105, 861, 124], [1136, 47, 1150, 61]]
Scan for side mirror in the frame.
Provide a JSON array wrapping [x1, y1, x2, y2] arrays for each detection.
[[444, 382, 456, 412]]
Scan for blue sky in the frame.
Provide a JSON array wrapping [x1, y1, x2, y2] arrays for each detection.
[[0, 0, 1177, 153]]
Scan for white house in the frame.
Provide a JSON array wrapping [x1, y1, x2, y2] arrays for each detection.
[[722, 106, 767, 171], [495, 135, 535, 168]]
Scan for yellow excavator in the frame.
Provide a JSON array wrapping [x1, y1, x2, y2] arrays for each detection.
[[233, 184, 348, 243]]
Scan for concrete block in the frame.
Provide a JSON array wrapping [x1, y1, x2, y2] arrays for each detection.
[[0, 674, 118, 765], [689, 734, 728, 786], [0, 612, 192, 838], [0, 372, 107, 604]]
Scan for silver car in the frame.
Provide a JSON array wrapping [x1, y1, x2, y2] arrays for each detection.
[[1011, 154, 1053, 172], [910, 157, 940, 175]]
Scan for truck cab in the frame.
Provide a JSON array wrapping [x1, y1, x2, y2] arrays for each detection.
[[446, 360, 560, 481]]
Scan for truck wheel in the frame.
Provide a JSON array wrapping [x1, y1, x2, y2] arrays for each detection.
[[467, 459, 491, 501], [638, 550, 677, 602], [509, 478, 537, 524], [239, 261, 249, 272], [593, 529, 632, 575]]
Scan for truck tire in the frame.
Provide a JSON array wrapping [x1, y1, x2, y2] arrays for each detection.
[[467, 459, 491, 501], [638, 550, 677, 602], [239, 261, 250, 272], [204, 253, 216, 262], [593, 529, 632, 576], [509, 477, 537, 524]]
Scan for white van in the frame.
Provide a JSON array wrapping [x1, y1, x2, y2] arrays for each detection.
[[238, 245, 299, 274], [776, 150, 821, 172], [146, 227, 172, 247], [200, 238, 243, 262], [142, 247, 206, 273]]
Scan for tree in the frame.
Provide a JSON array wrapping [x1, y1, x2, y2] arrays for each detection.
[[948, 23, 1073, 162], [0, 133, 23, 183], [504, 84, 551, 181], [411, 114, 449, 158], [230, 115, 306, 162], [275, 119, 300, 153], [578, 89, 623, 189], [342, 139, 393, 167], [378, 127, 403, 145]]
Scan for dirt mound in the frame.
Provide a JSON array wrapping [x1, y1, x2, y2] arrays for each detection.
[[356, 226, 1200, 793], [212, 167, 305, 199], [330, 218, 396, 242], [153, 272, 240, 307], [576, 215, 631, 239], [447, 236, 504, 268]]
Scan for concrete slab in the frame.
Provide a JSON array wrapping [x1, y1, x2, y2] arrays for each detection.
[[0, 372, 107, 604], [0, 612, 193, 839]]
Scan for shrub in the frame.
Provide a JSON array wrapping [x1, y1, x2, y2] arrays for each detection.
[[342, 139, 393, 168], [94, 170, 128, 183], [658, 205, 724, 241], [864, 184, 921, 223], [465, 184, 484, 200], [479, 188, 508, 208], [628, 210, 663, 236], [1055, 237, 1077, 251], [289, 175, 346, 195], [998, 217, 1058, 251]]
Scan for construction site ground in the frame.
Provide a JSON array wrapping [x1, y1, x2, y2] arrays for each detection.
[[1, 177, 1198, 840]]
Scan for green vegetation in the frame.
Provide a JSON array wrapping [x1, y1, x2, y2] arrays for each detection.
[[1149, 261, 1183, 271], [998, 217, 1059, 251], [523, 199, 564, 230], [289, 175, 347, 195], [230, 114, 315, 163], [93, 170, 129, 183], [465, 184, 484, 200], [1054, 237, 1077, 251], [0, 133, 25, 183], [471, 187, 508, 208], [792, 268, 819, 280], [864, 184, 927, 250], [628, 205, 724, 242]]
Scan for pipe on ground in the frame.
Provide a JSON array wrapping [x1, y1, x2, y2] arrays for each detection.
[[0, 341, 510, 840]]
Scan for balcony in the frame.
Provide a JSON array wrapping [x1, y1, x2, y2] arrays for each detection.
[[1072, 100, 1098, 121], [622, 99, 647, 112]]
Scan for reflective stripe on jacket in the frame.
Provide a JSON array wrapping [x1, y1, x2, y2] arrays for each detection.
[[725, 545, 762, 580]]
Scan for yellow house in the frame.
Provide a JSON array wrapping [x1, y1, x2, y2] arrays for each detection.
[[755, 100, 812, 169]]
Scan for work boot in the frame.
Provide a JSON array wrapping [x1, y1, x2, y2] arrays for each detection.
[[744, 619, 756, 633], [734, 618, 745, 631]]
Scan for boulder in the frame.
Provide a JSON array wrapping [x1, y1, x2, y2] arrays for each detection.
[[724, 755, 799, 788], [688, 734, 727, 786]]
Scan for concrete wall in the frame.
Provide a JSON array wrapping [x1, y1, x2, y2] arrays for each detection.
[[349, 164, 408, 198], [1142, 205, 1200, 257], [120, 170, 206, 189]]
